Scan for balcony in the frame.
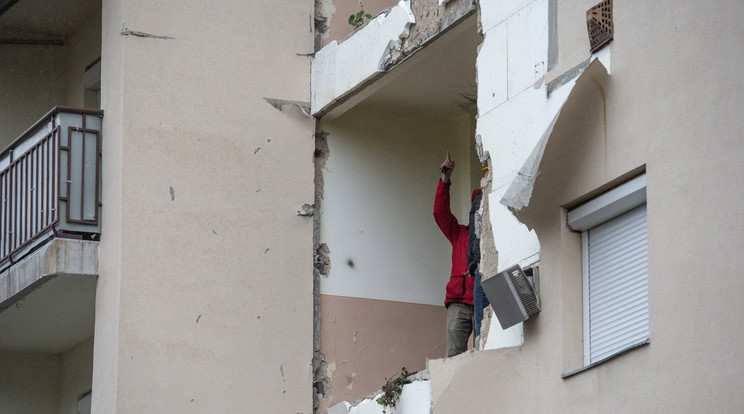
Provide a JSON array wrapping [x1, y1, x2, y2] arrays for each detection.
[[0, 106, 102, 272], [0, 0, 102, 411], [0, 107, 101, 355]]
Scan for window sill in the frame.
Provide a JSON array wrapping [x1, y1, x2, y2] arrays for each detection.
[[561, 339, 650, 379]]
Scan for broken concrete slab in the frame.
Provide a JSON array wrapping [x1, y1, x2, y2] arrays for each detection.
[[328, 370, 432, 414], [384, 0, 476, 69], [311, 1, 416, 116], [311, 0, 477, 118]]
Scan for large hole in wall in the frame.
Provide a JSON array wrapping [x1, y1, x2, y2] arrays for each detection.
[[317, 15, 481, 409]]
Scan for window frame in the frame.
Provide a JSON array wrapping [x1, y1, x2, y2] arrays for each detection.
[[567, 173, 648, 367]]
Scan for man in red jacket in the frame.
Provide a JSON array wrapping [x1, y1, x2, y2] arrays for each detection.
[[434, 152, 476, 357]]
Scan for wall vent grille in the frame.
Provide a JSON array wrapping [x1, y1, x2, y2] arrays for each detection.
[[508, 267, 540, 316], [481, 265, 541, 330], [586, 0, 613, 53]]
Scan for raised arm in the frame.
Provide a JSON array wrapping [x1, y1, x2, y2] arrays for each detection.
[[434, 152, 460, 244]]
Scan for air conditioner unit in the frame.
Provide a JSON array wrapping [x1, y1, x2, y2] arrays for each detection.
[[481, 264, 541, 330]]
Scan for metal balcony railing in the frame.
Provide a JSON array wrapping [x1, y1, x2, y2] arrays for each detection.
[[0, 106, 103, 270]]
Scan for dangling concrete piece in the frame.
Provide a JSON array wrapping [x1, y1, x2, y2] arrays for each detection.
[[478, 46, 609, 273], [501, 48, 611, 211], [474, 0, 610, 351]]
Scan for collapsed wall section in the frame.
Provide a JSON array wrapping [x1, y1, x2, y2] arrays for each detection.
[[474, 0, 610, 350], [312, 0, 476, 117], [316, 105, 476, 411], [311, 3, 482, 411]]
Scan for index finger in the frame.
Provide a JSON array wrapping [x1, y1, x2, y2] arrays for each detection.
[[446, 151, 451, 161]]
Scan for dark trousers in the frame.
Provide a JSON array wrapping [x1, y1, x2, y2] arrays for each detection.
[[473, 268, 490, 338], [446, 302, 473, 357]]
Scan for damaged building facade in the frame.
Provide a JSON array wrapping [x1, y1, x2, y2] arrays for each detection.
[[312, 0, 744, 413], [0, 0, 743, 413]]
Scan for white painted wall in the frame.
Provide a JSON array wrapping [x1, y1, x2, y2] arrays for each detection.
[[96, 1, 315, 412], [320, 106, 478, 306], [476, 0, 550, 273]]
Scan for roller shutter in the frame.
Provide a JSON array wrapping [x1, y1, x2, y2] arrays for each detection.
[[586, 204, 648, 364]]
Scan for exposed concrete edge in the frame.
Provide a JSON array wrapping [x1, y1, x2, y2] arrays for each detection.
[[383, 0, 476, 70], [0, 274, 55, 313], [313, 10, 477, 121], [312, 129, 330, 412], [0, 238, 99, 311]]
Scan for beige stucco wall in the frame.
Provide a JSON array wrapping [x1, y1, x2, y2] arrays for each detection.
[[0, 350, 61, 414], [96, 0, 315, 413], [431, 0, 744, 412], [93, 3, 124, 413]]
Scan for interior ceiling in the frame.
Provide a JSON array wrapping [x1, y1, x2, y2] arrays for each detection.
[[0, 0, 99, 38], [0, 274, 96, 353], [357, 14, 481, 116]]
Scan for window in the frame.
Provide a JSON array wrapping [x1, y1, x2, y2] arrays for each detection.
[[567, 174, 648, 366]]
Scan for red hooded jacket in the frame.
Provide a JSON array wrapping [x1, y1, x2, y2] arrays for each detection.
[[433, 180, 476, 307]]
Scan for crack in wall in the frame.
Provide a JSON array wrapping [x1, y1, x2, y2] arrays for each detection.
[[120, 24, 174, 40]]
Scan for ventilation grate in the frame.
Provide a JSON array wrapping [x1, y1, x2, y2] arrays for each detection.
[[506, 266, 540, 316], [482, 264, 541, 330], [586, 0, 613, 53]]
